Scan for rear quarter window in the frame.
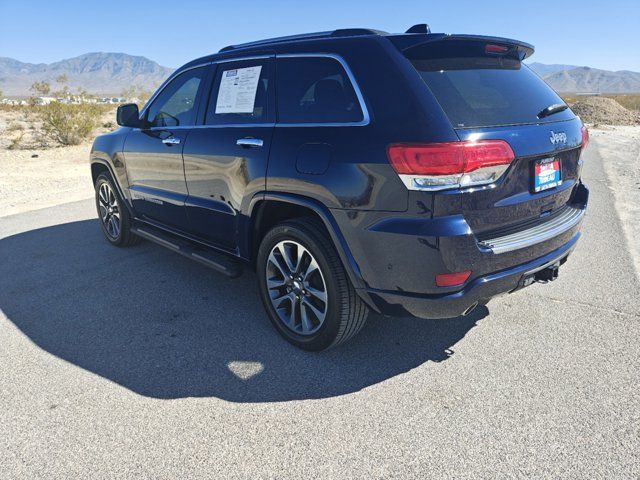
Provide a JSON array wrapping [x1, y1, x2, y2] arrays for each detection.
[[276, 56, 364, 124], [410, 55, 575, 128]]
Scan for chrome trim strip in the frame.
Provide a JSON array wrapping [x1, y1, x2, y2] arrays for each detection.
[[145, 123, 276, 131], [276, 53, 370, 127], [478, 206, 585, 254], [214, 54, 274, 63]]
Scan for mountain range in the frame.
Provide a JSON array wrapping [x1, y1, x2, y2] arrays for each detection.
[[527, 62, 640, 93], [0, 53, 174, 96], [1, 53, 639, 96]]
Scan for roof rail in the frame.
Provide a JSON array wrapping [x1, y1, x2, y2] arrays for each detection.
[[219, 28, 387, 53]]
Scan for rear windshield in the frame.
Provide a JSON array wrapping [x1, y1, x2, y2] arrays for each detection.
[[409, 52, 575, 128]]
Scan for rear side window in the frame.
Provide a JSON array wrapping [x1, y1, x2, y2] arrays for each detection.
[[408, 47, 574, 128], [276, 57, 363, 124], [206, 59, 273, 125]]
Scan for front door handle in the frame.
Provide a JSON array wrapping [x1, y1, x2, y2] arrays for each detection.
[[236, 138, 263, 148], [162, 137, 181, 145]]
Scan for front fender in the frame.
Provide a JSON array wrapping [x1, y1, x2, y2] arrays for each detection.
[[90, 129, 130, 205]]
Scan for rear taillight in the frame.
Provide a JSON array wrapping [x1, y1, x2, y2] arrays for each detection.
[[580, 125, 589, 150], [387, 140, 515, 191]]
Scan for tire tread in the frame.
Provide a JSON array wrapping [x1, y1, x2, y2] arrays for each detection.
[[95, 172, 140, 247], [282, 217, 368, 349]]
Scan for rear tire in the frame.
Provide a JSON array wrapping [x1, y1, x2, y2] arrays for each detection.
[[257, 217, 369, 351], [94, 172, 140, 247]]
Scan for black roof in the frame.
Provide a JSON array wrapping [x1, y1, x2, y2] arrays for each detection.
[[176, 26, 534, 73], [218, 28, 390, 53]]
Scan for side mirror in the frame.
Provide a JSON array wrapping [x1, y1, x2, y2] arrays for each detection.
[[116, 103, 141, 128]]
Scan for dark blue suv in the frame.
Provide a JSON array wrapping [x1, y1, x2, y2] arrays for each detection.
[[90, 25, 589, 350]]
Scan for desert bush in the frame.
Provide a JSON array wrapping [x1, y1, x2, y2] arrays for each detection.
[[121, 86, 155, 108], [0, 104, 24, 113], [561, 95, 579, 106], [39, 102, 104, 146], [613, 95, 640, 112], [6, 122, 24, 132], [8, 131, 25, 150]]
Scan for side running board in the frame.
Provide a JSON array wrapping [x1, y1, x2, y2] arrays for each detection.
[[131, 226, 243, 278]]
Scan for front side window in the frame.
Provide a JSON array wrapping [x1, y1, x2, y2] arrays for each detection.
[[276, 57, 364, 124], [145, 66, 207, 128]]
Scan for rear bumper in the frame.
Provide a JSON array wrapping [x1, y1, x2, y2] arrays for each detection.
[[362, 231, 580, 319]]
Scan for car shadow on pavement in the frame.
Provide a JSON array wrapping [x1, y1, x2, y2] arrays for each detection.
[[1, 219, 486, 402]]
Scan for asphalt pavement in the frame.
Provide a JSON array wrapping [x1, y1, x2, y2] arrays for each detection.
[[1, 138, 638, 479]]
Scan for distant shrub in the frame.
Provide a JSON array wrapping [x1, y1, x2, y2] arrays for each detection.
[[39, 103, 103, 146], [8, 131, 25, 150], [6, 122, 24, 132], [0, 104, 24, 113], [613, 95, 640, 112]]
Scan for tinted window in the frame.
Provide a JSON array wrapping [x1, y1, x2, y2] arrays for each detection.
[[276, 57, 363, 124], [145, 67, 207, 128], [409, 54, 574, 128], [206, 60, 272, 125]]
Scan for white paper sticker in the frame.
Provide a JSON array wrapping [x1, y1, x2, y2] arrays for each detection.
[[215, 65, 263, 114]]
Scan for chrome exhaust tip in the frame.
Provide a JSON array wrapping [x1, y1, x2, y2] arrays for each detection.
[[462, 302, 479, 317]]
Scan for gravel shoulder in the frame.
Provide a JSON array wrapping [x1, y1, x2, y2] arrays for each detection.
[[590, 125, 640, 278], [0, 144, 94, 217]]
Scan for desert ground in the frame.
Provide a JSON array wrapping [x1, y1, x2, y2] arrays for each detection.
[[1, 111, 639, 477], [0, 107, 113, 216], [591, 126, 640, 274]]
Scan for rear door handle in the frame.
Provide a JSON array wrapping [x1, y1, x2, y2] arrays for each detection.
[[236, 138, 263, 148], [162, 137, 181, 145]]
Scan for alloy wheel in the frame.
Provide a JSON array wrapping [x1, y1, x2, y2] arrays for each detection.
[[98, 182, 121, 240], [266, 240, 328, 335]]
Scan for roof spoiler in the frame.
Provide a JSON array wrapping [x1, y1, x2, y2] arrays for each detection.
[[390, 33, 535, 60]]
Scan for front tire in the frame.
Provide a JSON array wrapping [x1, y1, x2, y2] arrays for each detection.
[[94, 172, 139, 247], [257, 218, 369, 351]]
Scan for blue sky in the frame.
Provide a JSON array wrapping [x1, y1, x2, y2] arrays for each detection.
[[1, 0, 638, 71]]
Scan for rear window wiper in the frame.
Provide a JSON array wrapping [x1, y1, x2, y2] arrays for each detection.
[[537, 103, 568, 119]]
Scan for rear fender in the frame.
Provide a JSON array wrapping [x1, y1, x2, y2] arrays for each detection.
[[247, 192, 379, 312]]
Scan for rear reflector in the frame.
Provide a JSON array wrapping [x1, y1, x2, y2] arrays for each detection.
[[580, 124, 589, 150], [436, 271, 472, 287], [387, 140, 515, 191]]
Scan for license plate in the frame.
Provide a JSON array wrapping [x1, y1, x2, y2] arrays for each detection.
[[533, 157, 562, 192]]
